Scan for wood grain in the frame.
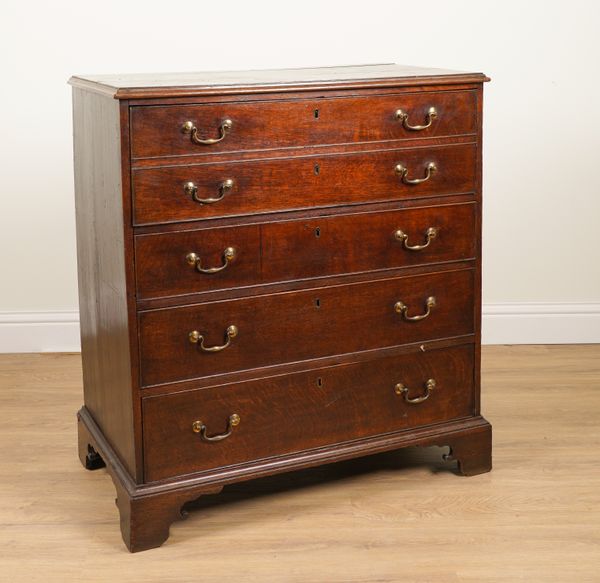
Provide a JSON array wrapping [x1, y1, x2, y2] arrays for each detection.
[[130, 90, 476, 159], [134, 202, 477, 300], [138, 268, 475, 386], [132, 143, 477, 225], [0, 346, 597, 579], [72, 88, 138, 479], [68, 63, 489, 99], [143, 344, 475, 481], [70, 70, 488, 552]]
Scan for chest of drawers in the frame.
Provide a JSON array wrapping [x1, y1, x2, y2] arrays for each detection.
[[70, 64, 492, 552]]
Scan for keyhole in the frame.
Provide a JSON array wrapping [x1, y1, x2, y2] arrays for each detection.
[[315, 227, 321, 238], [316, 377, 323, 387], [315, 298, 321, 308], [314, 109, 319, 119], [314, 163, 320, 175]]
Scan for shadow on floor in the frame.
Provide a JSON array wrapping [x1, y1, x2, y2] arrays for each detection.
[[182, 445, 456, 516]]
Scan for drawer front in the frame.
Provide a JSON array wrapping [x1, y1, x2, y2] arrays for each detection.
[[136, 224, 261, 299], [133, 144, 476, 225], [131, 91, 476, 159], [142, 344, 475, 481], [139, 268, 474, 386], [135, 203, 476, 300]]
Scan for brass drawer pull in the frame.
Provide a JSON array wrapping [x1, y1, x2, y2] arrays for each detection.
[[394, 296, 436, 321], [184, 178, 234, 204], [192, 413, 240, 442], [182, 118, 233, 145], [395, 379, 436, 404], [395, 106, 437, 131], [395, 162, 437, 185], [394, 227, 438, 251], [186, 247, 236, 274], [189, 325, 238, 352]]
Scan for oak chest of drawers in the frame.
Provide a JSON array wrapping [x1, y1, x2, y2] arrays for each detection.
[[70, 64, 492, 552]]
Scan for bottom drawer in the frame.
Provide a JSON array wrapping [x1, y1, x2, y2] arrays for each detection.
[[143, 344, 475, 482]]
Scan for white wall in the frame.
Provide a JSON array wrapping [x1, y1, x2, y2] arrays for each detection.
[[1, 0, 599, 351]]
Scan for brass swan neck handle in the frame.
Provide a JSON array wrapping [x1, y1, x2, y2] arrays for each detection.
[[395, 106, 437, 131], [395, 162, 437, 185], [394, 227, 438, 251], [395, 379, 437, 404], [189, 325, 238, 352], [192, 414, 240, 442], [182, 118, 233, 145], [394, 296, 436, 321], [186, 247, 236, 274]]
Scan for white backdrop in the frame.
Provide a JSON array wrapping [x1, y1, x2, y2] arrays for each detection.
[[1, 0, 599, 351]]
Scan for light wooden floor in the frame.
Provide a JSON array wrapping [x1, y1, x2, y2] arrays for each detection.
[[0, 346, 599, 582]]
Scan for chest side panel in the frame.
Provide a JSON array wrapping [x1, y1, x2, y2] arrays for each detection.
[[72, 88, 138, 479]]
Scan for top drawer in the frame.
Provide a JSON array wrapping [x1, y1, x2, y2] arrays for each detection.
[[130, 90, 477, 159]]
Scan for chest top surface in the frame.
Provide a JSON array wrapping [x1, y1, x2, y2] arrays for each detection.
[[68, 63, 489, 99]]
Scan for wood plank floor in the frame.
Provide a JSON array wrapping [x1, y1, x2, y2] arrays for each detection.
[[0, 345, 598, 582]]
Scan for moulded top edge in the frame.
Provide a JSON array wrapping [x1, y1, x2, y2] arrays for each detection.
[[68, 63, 490, 99]]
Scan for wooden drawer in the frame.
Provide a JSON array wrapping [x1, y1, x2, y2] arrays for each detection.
[[138, 268, 474, 386], [142, 343, 475, 481], [130, 90, 476, 159], [132, 144, 476, 225], [135, 203, 476, 300]]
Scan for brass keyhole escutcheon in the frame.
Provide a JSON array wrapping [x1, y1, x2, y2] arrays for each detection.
[[314, 163, 320, 175]]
